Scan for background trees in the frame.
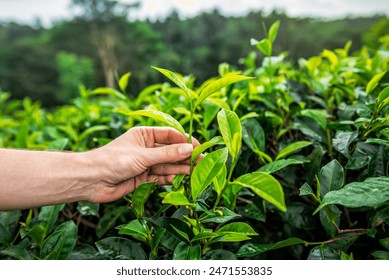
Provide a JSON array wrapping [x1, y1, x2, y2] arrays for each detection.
[[0, 1, 387, 106]]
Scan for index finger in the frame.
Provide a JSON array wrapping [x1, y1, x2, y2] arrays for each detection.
[[148, 127, 201, 147]]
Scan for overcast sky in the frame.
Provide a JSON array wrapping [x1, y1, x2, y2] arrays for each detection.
[[0, 0, 388, 26]]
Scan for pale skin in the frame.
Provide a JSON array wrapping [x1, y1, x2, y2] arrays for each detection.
[[0, 126, 199, 210]]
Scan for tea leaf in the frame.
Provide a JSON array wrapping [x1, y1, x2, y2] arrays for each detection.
[[232, 172, 286, 212], [162, 192, 195, 206], [256, 38, 272, 56], [40, 220, 78, 260], [191, 136, 224, 163], [366, 71, 386, 94], [259, 159, 305, 173], [318, 159, 344, 197], [276, 141, 312, 160], [191, 148, 228, 201], [125, 109, 186, 137], [131, 181, 156, 218], [314, 177, 389, 214], [196, 75, 254, 106], [212, 164, 227, 196], [268, 20, 280, 43], [173, 241, 201, 260], [118, 72, 131, 93], [0, 245, 32, 260], [217, 109, 242, 160], [152, 66, 196, 100], [118, 220, 148, 242], [236, 237, 305, 257], [96, 237, 147, 260]]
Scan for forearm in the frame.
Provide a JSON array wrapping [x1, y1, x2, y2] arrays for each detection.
[[0, 149, 100, 210]]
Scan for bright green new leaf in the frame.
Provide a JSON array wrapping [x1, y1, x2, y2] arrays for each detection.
[[212, 164, 227, 196], [322, 49, 338, 68], [191, 148, 228, 201], [118, 72, 131, 93], [118, 220, 148, 242], [232, 172, 286, 212], [195, 75, 254, 106], [79, 125, 109, 142], [91, 87, 127, 100], [131, 181, 155, 218], [162, 192, 194, 206], [125, 109, 186, 137], [378, 87, 389, 105], [314, 177, 389, 214], [256, 38, 272, 56], [236, 237, 306, 257], [217, 109, 242, 160], [191, 136, 224, 163], [366, 71, 386, 94], [276, 141, 312, 160], [268, 20, 280, 43], [151, 66, 196, 100]]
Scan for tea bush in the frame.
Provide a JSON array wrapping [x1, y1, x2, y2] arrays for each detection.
[[0, 22, 388, 260]]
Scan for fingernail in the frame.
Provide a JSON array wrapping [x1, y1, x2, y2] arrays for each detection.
[[179, 144, 193, 155]]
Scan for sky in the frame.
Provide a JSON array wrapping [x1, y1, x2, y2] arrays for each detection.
[[0, 0, 388, 26]]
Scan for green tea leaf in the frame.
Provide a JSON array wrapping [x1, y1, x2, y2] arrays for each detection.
[[259, 159, 304, 173], [131, 181, 156, 218], [96, 237, 147, 260], [162, 192, 194, 206], [378, 87, 389, 105], [38, 204, 65, 239], [366, 71, 387, 94], [256, 38, 272, 56], [91, 87, 127, 100], [118, 72, 131, 93], [212, 222, 258, 243], [212, 164, 227, 196], [196, 75, 254, 106], [299, 183, 315, 197], [40, 220, 78, 260], [118, 219, 148, 242], [201, 207, 241, 224], [204, 249, 237, 260], [0, 245, 32, 260], [124, 109, 187, 137], [145, 217, 195, 242], [333, 131, 359, 159], [191, 136, 224, 163], [236, 237, 305, 257], [232, 172, 286, 212], [314, 177, 389, 214], [276, 141, 312, 160], [318, 159, 344, 197], [152, 66, 195, 100], [268, 20, 280, 43], [173, 241, 201, 260], [308, 245, 340, 260], [191, 148, 228, 201], [217, 109, 242, 160], [242, 118, 265, 152], [79, 125, 109, 142]]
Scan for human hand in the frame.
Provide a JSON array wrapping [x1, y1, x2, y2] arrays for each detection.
[[85, 126, 199, 203]]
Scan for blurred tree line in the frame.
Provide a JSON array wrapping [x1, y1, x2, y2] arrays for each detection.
[[0, 0, 388, 107]]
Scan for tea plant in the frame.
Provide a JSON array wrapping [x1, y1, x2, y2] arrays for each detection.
[[0, 21, 388, 260]]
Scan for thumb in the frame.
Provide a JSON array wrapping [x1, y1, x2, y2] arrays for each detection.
[[144, 143, 193, 166]]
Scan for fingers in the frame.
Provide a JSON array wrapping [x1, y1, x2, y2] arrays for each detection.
[[143, 142, 194, 166], [138, 126, 201, 147], [150, 163, 190, 176]]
